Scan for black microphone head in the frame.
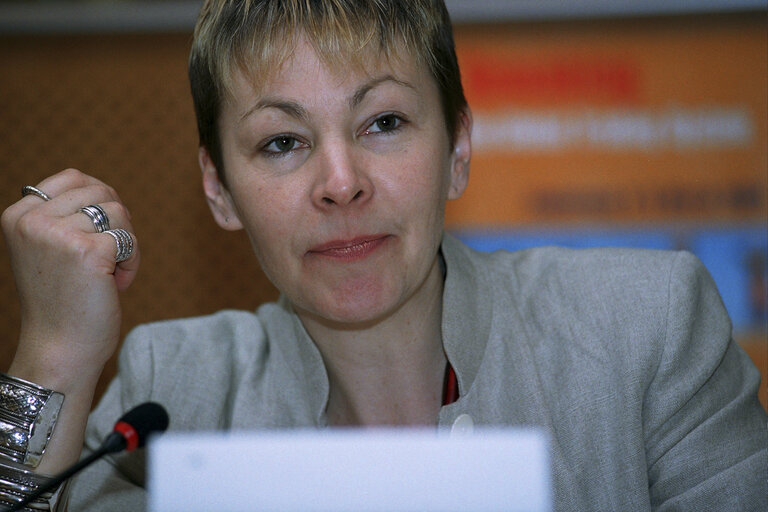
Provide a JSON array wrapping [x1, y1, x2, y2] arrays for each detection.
[[116, 402, 169, 449]]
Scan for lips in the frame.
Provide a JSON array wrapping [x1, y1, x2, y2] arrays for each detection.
[[307, 235, 390, 261]]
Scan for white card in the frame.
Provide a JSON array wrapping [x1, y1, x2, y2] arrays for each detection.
[[148, 428, 550, 512]]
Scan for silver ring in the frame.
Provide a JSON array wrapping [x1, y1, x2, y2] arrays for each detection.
[[104, 228, 134, 263], [21, 185, 52, 202], [78, 205, 110, 233]]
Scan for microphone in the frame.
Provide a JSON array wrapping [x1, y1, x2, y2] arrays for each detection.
[[7, 402, 169, 512], [101, 402, 170, 454]]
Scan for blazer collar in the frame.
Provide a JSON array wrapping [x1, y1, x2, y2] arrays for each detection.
[[440, 233, 493, 398]]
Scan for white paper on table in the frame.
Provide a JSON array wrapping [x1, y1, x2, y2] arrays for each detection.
[[148, 428, 550, 512]]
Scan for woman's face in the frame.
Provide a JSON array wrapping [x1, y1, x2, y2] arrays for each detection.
[[201, 38, 471, 327]]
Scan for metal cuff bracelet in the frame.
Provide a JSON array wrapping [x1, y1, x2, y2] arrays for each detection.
[[0, 373, 64, 468], [0, 458, 55, 511]]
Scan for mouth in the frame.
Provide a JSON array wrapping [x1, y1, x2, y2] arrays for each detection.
[[307, 235, 391, 261]]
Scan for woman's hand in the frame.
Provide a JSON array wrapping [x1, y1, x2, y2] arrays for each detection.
[[1, 169, 141, 474], [1, 168, 140, 391]]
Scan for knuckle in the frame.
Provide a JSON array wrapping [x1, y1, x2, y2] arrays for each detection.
[[59, 167, 84, 179], [100, 200, 130, 224], [113, 202, 130, 219], [0, 206, 17, 234], [58, 168, 84, 184], [103, 187, 121, 204], [86, 183, 120, 204], [58, 168, 94, 189], [15, 211, 44, 239], [83, 183, 104, 199]]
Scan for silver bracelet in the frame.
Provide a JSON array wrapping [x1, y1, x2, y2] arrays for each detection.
[[0, 458, 54, 511], [0, 373, 65, 468]]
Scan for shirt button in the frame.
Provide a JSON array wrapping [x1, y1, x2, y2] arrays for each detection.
[[451, 413, 474, 435]]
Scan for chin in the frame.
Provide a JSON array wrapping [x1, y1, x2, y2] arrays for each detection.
[[296, 281, 402, 328], [326, 302, 394, 326]]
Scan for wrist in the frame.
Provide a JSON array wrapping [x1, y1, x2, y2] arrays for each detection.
[[9, 338, 109, 396]]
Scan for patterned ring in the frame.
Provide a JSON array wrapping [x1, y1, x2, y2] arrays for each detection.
[[21, 186, 52, 202], [78, 204, 110, 233], [104, 228, 134, 263]]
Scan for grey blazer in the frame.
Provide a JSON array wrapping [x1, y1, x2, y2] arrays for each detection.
[[69, 234, 767, 511]]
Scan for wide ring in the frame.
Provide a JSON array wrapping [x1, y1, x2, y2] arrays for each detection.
[[104, 228, 134, 263], [21, 185, 52, 202], [78, 205, 110, 233]]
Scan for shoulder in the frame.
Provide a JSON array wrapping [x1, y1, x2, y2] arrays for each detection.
[[482, 243, 690, 292], [122, 308, 268, 363], [105, 302, 296, 429], [443, 234, 715, 346], [456, 239, 720, 367], [115, 303, 296, 403], [469, 242, 708, 313], [444, 232, 697, 288], [122, 301, 301, 360]]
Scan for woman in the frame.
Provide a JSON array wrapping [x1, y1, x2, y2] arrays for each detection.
[[1, 1, 765, 510]]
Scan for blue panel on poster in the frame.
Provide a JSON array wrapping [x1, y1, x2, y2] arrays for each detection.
[[451, 225, 767, 332], [689, 227, 767, 330]]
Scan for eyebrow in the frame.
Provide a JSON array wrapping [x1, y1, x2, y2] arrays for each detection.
[[240, 99, 309, 123], [239, 74, 416, 122], [349, 75, 416, 109]]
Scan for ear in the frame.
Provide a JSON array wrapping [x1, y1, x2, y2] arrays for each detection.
[[447, 108, 472, 200], [199, 146, 243, 231]]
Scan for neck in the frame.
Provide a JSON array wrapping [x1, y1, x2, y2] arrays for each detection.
[[297, 257, 446, 427]]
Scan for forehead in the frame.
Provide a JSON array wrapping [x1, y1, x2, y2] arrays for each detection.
[[224, 36, 430, 112], [219, 7, 425, 93]]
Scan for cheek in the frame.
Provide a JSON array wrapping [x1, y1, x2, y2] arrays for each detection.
[[232, 180, 300, 256], [388, 146, 452, 211]]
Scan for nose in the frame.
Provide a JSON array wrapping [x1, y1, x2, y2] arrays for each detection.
[[311, 138, 372, 209]]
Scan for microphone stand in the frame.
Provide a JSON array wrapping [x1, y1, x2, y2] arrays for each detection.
[[6, 433, 125, 512]]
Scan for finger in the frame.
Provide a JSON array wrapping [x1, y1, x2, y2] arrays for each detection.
[[31, 183, 122, 218], [5, 187, 120, 242], [36, 168, 121, 203], [101, 229, 140, 292], [13, 176, 121, 221], [114, 234, 140, 292], [70, 201, 132, 235], [83, 227, 140, 284]]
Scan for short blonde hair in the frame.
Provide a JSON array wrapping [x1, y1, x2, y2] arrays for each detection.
[[188, 0, 466, 177]]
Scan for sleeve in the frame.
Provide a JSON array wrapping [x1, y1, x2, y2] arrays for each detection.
[[64, 328, 156, 511], [643, 251, 767, 511]]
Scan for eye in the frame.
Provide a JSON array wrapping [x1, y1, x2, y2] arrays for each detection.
[[262, 135, 306, 156], [365, 113, 404, 134]]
